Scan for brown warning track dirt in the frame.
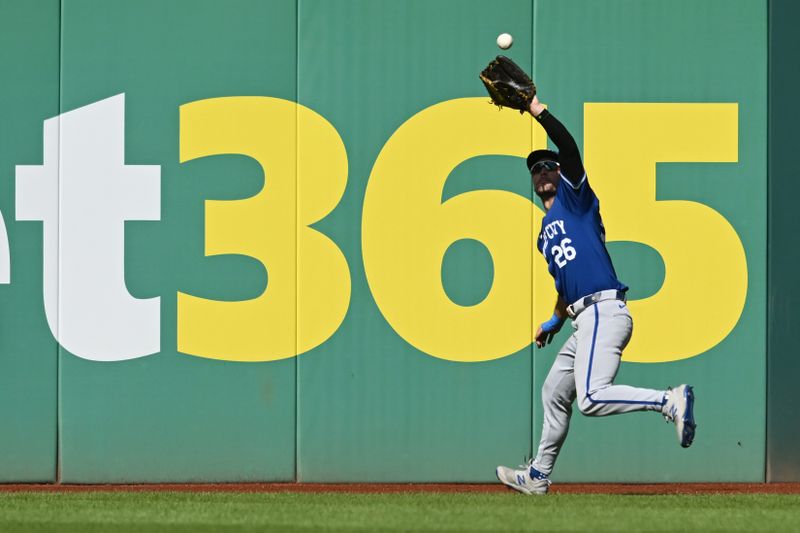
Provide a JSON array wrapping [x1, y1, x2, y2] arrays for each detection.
[[0, 483, 799, 495]]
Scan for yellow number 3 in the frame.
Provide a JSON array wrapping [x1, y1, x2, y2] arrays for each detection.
[[177, 97, 350, 362]]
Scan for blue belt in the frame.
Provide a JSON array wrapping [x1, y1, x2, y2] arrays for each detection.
[[566, 289, 627, 318]]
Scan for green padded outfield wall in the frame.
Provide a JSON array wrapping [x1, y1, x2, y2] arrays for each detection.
[[767, 0, 800, 482], [56, 0, 299, 482], [0, 0, 766, 482], [0, 0, 59, 482], [530, 0, 765, 482]]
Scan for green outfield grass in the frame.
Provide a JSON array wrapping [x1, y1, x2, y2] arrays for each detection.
[[0, 491, 798, 532]]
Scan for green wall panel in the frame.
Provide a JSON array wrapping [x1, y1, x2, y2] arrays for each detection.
[[0, 0, 772, 484], [57, 0, 297, 482], [295, 0, 536, 482], [0, 0, 59, 482], [532, 0, 766, 481], [767, 0, 800, 482]]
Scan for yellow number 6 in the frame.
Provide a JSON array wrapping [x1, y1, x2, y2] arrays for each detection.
[[362, 98, 552, 362]]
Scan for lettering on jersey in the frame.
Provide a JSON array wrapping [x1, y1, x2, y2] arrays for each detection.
[[540, 219, 566, 256], [543, 220, 565, 239]]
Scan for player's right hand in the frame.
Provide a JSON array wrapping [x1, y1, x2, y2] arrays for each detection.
[[535, 326, 553, 348], [535, 326, 546, 348], [535, 326, 559, 348], [535, 315, 564, 348]]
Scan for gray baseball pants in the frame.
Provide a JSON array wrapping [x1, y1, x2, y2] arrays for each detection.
[[532, 299, 666, 475]]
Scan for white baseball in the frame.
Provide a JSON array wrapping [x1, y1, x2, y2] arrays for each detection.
[[496, 33, 513, 50]]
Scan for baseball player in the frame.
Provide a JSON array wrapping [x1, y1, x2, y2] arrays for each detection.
[[495, 95, 696, 495]]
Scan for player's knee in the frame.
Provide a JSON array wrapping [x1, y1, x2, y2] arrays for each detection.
[[578, 395, 600, 416], [541, 380, 556, 400], [542, 382, 571, 409]]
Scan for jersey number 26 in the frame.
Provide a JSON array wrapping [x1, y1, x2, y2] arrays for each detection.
[[552, 238, 577, 268]]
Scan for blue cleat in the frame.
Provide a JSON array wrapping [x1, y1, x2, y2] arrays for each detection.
[[496, 460, 551, 495], [663, 384, 696, 448]]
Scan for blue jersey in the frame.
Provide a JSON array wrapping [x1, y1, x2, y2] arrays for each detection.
[[536, 174, 627, 305]]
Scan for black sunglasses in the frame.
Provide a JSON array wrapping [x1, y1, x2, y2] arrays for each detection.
[[530, 160, 559, 174]]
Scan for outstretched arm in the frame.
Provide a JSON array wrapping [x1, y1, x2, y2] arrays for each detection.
[[529, 97, 585, 186]]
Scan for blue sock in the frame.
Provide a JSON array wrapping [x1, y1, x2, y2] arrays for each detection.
[[529, 466, 548, 480]]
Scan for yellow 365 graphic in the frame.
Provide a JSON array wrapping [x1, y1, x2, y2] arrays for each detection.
[[177, 97, 350, 362], [177, 97, 744, 364]]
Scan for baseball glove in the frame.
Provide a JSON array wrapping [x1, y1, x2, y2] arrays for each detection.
[[479, 56, 536, 114]]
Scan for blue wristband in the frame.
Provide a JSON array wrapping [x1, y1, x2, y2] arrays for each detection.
[[541, 313, 564, 333]]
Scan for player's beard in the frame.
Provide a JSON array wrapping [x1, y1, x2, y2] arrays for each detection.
[[533, 170, 560, 204], [537, 190, 556, 203]]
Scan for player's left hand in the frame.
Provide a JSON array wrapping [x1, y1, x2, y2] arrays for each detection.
[[479, 56, 536, 114], [529, 95, 545, 117]]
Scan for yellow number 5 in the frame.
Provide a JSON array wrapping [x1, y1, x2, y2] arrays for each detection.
[[177, 97, 350, 361], [585, 103, 745, 363]]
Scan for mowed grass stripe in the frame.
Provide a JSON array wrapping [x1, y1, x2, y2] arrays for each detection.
[[0, 492, 798, 532]]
